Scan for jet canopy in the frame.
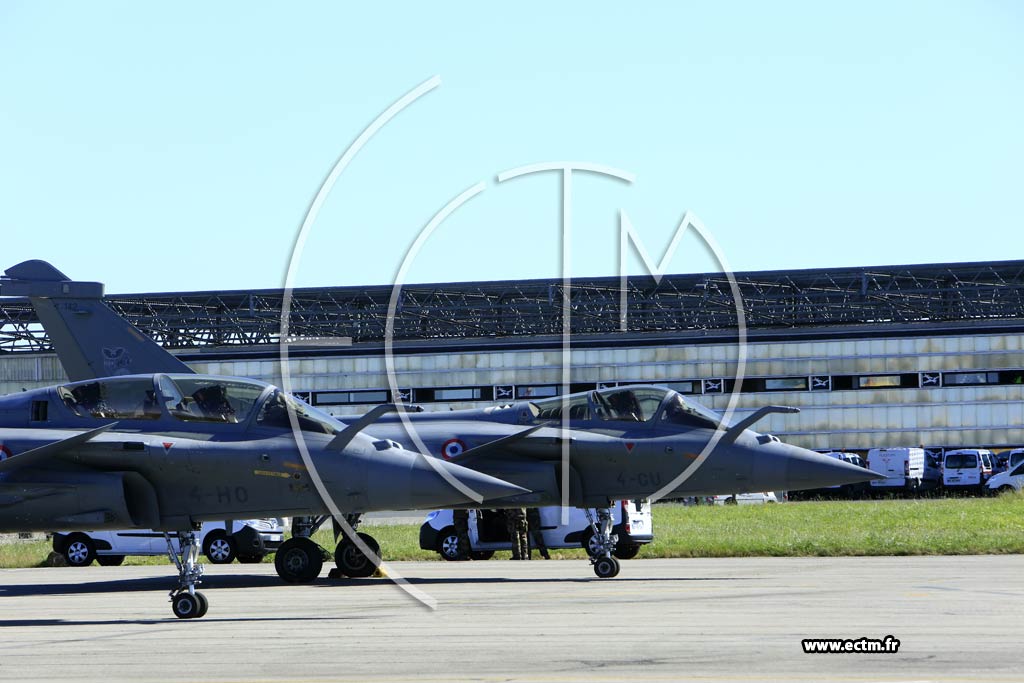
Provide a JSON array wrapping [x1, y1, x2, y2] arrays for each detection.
[[529, 385, 723, 430], [55, 374, 339, 434]]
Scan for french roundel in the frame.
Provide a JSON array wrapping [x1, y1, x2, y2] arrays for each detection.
[[0, 444, 11, 461], [441, 438, 466, 460]]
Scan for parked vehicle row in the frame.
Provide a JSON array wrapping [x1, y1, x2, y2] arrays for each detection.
[[420, 500, 654, 561], [52, 518, 286, 567]]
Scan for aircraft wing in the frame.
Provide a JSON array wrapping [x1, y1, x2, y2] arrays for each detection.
[[0, 424, 119, 475]]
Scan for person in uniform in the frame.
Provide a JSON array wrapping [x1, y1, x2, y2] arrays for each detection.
[[505, 508, 529, 559], [453, 508, 471, 560], [525, 507, 550, 559]]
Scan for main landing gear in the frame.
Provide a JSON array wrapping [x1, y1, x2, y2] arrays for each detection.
[[584, 506, 621, 579], [276, 514, 382, 583], [165, 528, 208, 619]]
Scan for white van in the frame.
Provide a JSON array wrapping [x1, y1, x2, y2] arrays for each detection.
[[420, 501, 653, 561], [942, 449, 994, 493], [867, 447, 936, 492], [986, 461, 1024, 494], [52, 518, 286, 567], [1006, 449, 1024, 472]]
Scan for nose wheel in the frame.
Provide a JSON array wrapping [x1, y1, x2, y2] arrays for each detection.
[[171, 590, 209, 619], [593, 555, 621, 578]]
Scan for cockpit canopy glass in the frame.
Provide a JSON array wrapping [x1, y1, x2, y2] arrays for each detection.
[[159, 376, 265, 424], [255, 389, 339, 435], [591, 387, 667, 422], [528, 385, 723, 429], [58, 377, 163, 421], [659, 392, 722, 430]]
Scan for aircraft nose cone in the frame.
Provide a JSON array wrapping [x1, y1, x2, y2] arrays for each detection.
[[365, 449, 529, 510], [753, 443, 882, 491]]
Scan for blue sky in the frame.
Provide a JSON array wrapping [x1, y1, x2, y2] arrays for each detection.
[[1, 2, 1021, 293]]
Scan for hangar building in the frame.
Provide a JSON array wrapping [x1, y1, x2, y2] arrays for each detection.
[[2, 260, 1022, 453]]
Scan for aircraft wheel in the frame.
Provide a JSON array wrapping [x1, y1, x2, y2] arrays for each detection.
[[998, 485, 1016, 495], [97, 555, 125, 566], [203, 531, 237, 564], [274, 537, 323, 583], [63, 534, 96, 567], [335, 532, 381, 578], [171, 592, 205, 619], [612, 544, 640, 560], [195, 592, 209, 618], [593, 556, 620, 579]]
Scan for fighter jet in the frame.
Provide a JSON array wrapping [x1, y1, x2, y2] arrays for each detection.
[[2, 260, 879, 581], [0, 375, 526, 618]]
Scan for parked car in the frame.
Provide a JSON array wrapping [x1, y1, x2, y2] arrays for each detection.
[[712, 491, 778, 505], [52, 518, 286, 567], [420, 501, 653, 561], [985, 461, 1024, 495], [941, 449, 994, 494]]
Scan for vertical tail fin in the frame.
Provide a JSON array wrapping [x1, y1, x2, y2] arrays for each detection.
[[0, 260, 193, 381]]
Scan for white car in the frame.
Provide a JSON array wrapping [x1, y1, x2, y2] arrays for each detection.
[[712, 491, 778, 505], [52, 518, 286, 567], [986, 461, 1024, 495], [420, 501, 653, 561]]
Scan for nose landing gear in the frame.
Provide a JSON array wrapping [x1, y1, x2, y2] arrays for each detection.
[[584, 506, 621, 579], [165, 529, 209, 619]]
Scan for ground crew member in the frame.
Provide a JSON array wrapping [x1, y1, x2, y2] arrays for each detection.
[[505, 508, 529, 559], [526, 507, 550, 559], [453, 508, 470, 560]]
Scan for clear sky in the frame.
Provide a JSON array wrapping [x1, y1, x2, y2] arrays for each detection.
[[1, 2, 1021, 294]]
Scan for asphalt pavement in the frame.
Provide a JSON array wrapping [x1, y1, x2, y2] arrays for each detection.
[[0, 555, 1019, 682]]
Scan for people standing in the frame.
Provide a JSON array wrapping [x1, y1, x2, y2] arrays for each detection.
[[505, 508, 529, 559], [453, 508, 470, 560], [525, 507, 550, 559]]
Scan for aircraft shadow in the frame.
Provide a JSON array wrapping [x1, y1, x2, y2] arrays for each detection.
[[0, 615, 377, 628], [0, 572, 753, 599]]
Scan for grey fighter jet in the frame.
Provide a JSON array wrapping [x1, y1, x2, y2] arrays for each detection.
[[0, 375, 526, 618], [2, 260, 879, 581]]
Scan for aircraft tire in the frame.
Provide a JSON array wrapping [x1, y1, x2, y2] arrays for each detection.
[[62, 534, 96, 567], [334, 532, 381, 578], [195, 592, 209, 618], [612, 544, 640, 560], [237, 553, 265, 564], [172, 592, 204, 619], [593, 556, 620, 579], [96, 555, 125, 566], [274, 538, 323, 583]]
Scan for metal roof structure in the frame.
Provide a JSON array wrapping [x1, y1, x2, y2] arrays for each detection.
[[3, 260, 1024, 355]]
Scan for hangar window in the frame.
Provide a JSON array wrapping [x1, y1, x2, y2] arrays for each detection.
[[943, 372, 999, 386], [316, 390, 389, 405], [764, 377, 808, 391], [435, 388, 483, 401], [517, 385, 558, 399]]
